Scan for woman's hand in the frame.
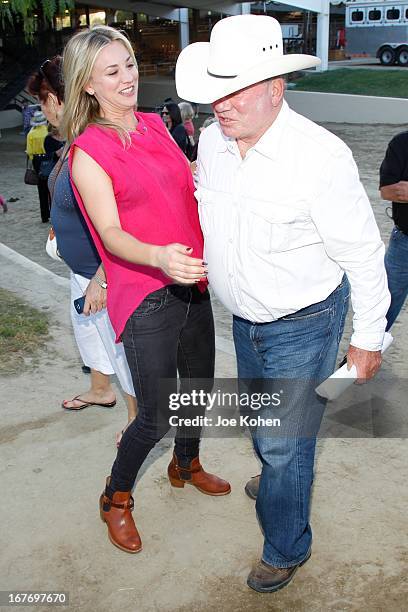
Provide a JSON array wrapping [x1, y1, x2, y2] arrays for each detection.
[[83, 277, 107, 315], [153, 243, 207, 285]]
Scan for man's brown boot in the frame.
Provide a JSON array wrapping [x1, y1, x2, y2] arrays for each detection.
[[247, 551, 311, 593], [168, 452, 231, 496], [99, 481, 142, 554]]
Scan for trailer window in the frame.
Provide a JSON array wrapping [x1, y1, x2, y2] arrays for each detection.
[[386, 8, 400, 20], [351, 10, 364, 22], [368, 9, 382, 21]]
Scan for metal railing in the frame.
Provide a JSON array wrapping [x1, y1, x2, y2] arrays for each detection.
[[138, 62, 176, 77]]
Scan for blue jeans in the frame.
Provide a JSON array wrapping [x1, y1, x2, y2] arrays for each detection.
[[385, 227, 408, 330], [233, 276, 350, 568]]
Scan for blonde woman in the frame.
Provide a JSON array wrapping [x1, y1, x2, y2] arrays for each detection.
[[62, 26, 230, 555]]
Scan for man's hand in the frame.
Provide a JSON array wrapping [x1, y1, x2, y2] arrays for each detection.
[[347, 345, 382, 384], [153, 243, 207, 285], [83, 277, 107, 315], [380, 181, 408, 203]]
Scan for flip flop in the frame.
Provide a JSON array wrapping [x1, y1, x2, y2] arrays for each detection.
[[62, 395, 117, 411]]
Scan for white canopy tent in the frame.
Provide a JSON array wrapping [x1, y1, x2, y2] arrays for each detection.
[[83, 0, 331, 70]]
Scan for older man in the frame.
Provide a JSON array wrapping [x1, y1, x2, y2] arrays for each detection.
[[176, 15, 390, 593]]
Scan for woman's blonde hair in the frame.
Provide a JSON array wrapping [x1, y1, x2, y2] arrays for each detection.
[[61, 25, 137, 145], [178, 101, 194, 122]]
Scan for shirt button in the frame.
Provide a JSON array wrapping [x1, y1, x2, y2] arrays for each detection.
[[229, 238, 233, 244], [229, 273, 233, 279]]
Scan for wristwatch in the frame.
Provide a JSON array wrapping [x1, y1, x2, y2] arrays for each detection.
[[93, 273, 107, 289]]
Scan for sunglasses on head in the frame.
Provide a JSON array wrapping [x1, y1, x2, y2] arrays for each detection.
[[39, 59, 52, 79], [39, 59, 62, 103]]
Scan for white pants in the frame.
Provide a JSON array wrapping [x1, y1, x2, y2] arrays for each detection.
[[70, 272, 135, 397]]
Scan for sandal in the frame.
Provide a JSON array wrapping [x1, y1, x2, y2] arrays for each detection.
[[62, 395, 117, 411]]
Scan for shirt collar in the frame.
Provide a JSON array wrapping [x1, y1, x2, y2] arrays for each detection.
[[215, 99, 290, 160], [252, 100, 290, 160]]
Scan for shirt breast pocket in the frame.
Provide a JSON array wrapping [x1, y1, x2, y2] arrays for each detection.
[[248, 200, 315, 257], [197, 188, 222, 236]]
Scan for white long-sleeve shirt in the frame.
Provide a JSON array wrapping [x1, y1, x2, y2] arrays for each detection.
[[196, 100, 390, 351]]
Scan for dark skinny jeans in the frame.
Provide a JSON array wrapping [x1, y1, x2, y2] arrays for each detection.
[[109, 284, 215, 493]]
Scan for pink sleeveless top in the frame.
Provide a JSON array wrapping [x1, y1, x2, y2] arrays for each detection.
[[69, 112, 205, 342]]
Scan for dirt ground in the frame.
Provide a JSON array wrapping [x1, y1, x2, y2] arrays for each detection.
[[0, 119, 407, 612]]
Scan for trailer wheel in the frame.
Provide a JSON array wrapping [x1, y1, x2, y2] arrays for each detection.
[[397, 47, 408, 66], [379, 47, 395, 66]]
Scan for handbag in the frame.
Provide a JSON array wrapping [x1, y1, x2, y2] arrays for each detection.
[[44, 144, 68, 261], [24, 157, 38, 185], [45, 226, 61, 261]]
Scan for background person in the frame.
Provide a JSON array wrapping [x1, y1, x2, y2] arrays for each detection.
[[199, 116, 217, 133], [44, 124, 65, 168], [190, 116, 218, 163], [176, 14, 390, 594], [161, 102, 189, 155], [22, 102, 40, 136], [178, 101, 195, 143], [0, 194, 7, 213], [63, 25, 230, 556], [28, 56, 137, 443], [379, 131, 408, 329], [26, 110, 49, 222]]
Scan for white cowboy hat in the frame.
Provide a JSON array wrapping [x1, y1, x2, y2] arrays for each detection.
[[30, 110, 47, 126], [176, 15, 320, 104]]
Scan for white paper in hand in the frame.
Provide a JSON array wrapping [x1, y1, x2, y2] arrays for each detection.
[[315, 332, 393, 401]]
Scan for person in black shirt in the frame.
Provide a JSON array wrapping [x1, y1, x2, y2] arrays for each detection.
[[379, 131, 408, 329], [161, 102, 189, 155], [44, 126, 64, 159]]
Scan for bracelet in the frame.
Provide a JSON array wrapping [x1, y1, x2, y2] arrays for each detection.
[[93, 273, 107, 289]]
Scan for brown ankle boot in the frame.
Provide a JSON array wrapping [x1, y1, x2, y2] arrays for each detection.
[[168, 452, 231, 496], [99, 481, 142, 554]]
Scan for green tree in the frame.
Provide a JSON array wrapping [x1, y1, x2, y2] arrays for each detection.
[[1, 0, 73, 40]]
